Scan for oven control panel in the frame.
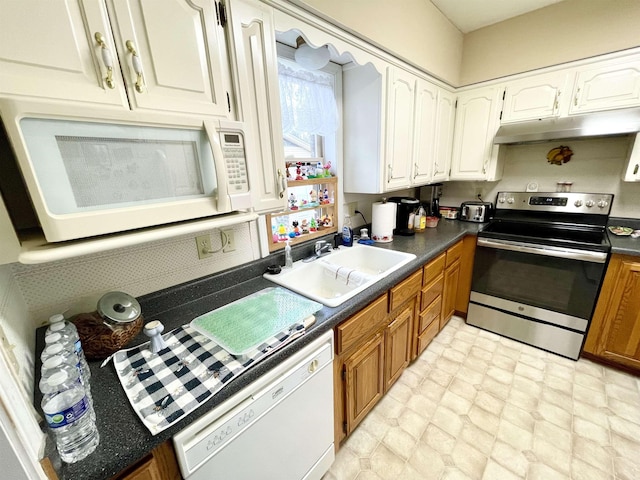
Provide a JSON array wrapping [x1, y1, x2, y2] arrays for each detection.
[[496, 192, 613, 215]]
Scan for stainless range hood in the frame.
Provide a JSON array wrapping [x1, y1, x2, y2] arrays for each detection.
[[494, 108, 640, 144]]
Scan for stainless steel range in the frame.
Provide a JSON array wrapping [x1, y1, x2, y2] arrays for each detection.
[[467, 191, 613, 360]]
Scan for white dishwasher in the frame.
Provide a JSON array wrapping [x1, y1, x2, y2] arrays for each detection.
[[173, 330, 335, 480]]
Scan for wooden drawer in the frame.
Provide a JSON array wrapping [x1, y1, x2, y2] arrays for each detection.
[[418, 296, 441, 334], [421, 273, 444, 311], [336, 294, 388, 355], [423, 252, 446, 285], [445, 240, 463, 268], [389, 270, 422, 312], [416, 315, 439, 356]]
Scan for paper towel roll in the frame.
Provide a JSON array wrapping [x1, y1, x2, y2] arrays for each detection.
[[371, 202, 396, 243]]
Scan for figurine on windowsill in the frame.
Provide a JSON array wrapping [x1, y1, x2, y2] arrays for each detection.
[[289, 192, 298, 210], [310, 217, 318, 232], [295, 162, 304, 180], [301, 218, 310, 234], [320, 188, 330, 204], [277, 223, 288, 242], [292, 220, 301, 236], [309, 189, 318, 206], [323, 161, 332, 177]]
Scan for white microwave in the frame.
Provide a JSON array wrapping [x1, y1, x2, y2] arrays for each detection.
[[0, 100, 253, 242]]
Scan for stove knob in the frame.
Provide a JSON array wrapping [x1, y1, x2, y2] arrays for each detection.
[[498, 197, 506, 203], [507, 197, 515, 204], [597, 199, 609, 208], [585, 200, 595, 208], [574, 200, 583, 207]]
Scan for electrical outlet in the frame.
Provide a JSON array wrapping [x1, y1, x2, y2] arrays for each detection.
[[474, 187, 484, 199], [196, 234, 212, 259], [345, 202, 357, 218], [222, 229, 235, 252]]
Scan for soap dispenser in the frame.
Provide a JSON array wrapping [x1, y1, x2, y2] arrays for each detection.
[[284, 239, 293, 268]]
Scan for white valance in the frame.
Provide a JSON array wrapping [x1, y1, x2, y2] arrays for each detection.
[[278, 60, 338, 136]]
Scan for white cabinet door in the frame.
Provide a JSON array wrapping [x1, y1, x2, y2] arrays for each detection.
[[384, 67, 415, 191], [450, 86, 503, 181], [623, 134, 640, 182], [501, 71, 570, 123], [412, 79, 438, 185], [570, 57, 640, 114], [227, 0, 287, 213], [432, 89, 455, 183], [0, 1, 128, 106], [107, 0, 231, 116], [0, 197, 20, 265]]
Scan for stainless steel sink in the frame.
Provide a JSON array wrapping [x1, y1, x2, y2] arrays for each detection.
[[263, 244, 416, 307]]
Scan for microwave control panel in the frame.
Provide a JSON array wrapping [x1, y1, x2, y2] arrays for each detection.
[[221, 132, 249, 194]]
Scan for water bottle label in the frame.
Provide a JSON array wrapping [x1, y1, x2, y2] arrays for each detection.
[[74, 339, 83, 355], [45, 396, 90, 428]]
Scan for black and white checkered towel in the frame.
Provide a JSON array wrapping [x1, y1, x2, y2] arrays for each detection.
[[112, 323, 305, 435]]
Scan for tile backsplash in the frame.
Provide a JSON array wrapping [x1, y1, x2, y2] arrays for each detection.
[[441, 136, 640, 219]]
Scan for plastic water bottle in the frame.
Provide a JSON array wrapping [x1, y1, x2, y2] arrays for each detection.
[[45, 314, 90, 381], [40, 356, 94, 419], [41, 342, 90, 385], [41, 370, 99, 463], [46, 314, 86, 361]]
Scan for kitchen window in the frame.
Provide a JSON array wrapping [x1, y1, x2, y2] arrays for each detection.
[[276, 50, 339, 162]]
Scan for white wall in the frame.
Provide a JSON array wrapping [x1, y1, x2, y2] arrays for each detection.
[[291, 0, 464, 85], [461, 0, 640, 85], [440, 135, 640, 219]]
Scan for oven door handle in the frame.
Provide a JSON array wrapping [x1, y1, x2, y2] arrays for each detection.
[[477, 238, 608, 263]]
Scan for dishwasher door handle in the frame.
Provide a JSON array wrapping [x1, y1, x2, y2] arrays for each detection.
[[477, 237, 608, 263]]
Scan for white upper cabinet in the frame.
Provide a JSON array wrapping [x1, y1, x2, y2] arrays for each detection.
[[623, 134, 640, 182], [432, 89, 455, 183], [450, 86, 504, 181], [385, 67, 416, 191], [344, 63, 454, 193], [107, 0, 231, 116], [0, 1, 128, 106], [500, 53, 640, 124], [227, 0, 287, 213], [0, 0, 232, 117], [412, 79, 438, 184], [570, 57, 640, 114], [501, 71, 570, 123]]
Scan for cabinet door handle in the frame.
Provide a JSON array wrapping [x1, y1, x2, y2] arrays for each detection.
[[277, 169, 286, 198], [94, 33, 115, 89], [414, 163, 419, 179], [634, 163, 639, 175], [125, 40, 144, 93], [554, 91, 560, 112], [387, 164, 393, 183], [574, 87, 580, 106]]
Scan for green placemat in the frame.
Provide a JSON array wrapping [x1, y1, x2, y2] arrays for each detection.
[[190, 287, 322, 355]]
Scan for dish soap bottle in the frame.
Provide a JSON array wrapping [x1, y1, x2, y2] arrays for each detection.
[[342, 214, 353, 247], [284, 239, 293, 268], [414, 204, 427, 232]]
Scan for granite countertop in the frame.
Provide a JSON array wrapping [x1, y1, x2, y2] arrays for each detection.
[[607, 217, 640, 257], [38, 219, 482, 480]]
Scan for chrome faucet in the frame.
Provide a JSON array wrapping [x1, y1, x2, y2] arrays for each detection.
[[303, 240, 332, 262], [315, 240, 331, 257]]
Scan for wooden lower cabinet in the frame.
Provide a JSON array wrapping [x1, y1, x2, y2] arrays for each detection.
[[384, 300, 414, 390], [441, 257, 461, 329], [343, 332, 385, 435], [334, 271, 419, 447], [583, 254, 640, 372], [110, 441, 180, 480]]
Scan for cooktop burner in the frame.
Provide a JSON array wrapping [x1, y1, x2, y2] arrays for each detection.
[[480, 191, 614, 253]]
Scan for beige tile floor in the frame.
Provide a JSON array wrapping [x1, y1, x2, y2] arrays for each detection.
[[323, 316, 640, 480]]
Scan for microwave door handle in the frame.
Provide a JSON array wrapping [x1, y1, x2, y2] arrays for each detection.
[[477, 238, 608, 263], [204, 121, 230, 212]]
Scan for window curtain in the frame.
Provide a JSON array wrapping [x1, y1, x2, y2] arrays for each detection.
[[278, 60, 338, 136]]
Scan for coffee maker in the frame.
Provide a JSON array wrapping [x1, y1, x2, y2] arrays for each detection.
[[388, 197, 420, 236], [419, 183, 443, 217]]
